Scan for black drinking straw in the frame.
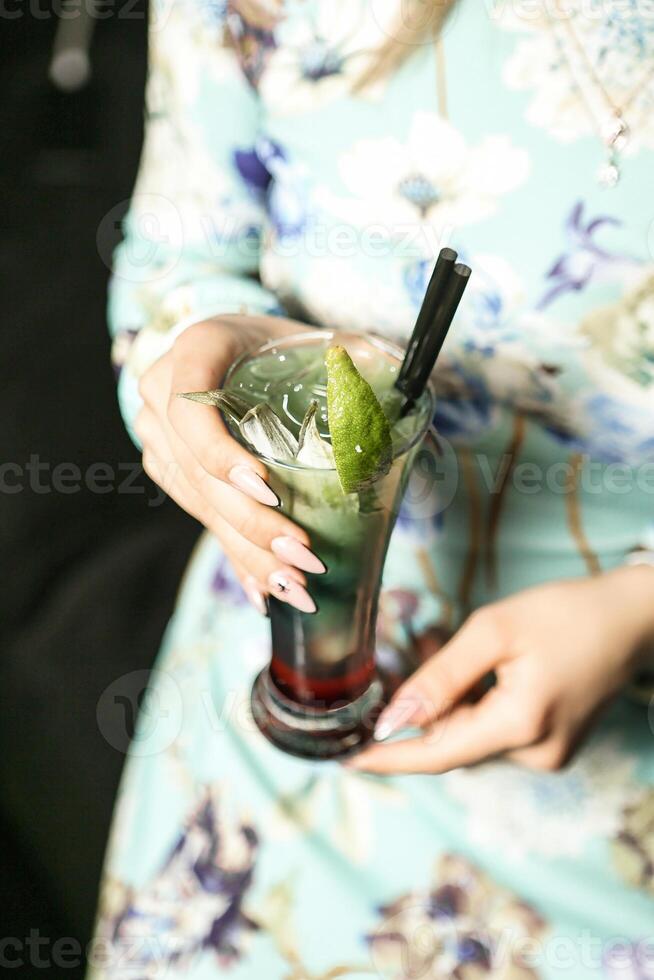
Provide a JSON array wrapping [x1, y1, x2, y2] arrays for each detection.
[[395, 247, 457, 395], [395, 251, 471, 413]]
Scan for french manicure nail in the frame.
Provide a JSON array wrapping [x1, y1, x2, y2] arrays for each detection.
[[243, 576, 268, 617], [229, 465, 279, 506], [268, 572, 317, 614], [374, 696, 420, 742], [271, 536, 326, 574]]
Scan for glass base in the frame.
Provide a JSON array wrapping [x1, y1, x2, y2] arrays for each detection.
[[251, 668, 385, 761]]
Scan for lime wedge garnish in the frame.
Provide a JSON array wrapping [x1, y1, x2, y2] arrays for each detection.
[[325, 345, 392, 494]]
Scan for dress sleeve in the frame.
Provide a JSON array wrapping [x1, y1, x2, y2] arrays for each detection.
[[108, 0, 280, 442]]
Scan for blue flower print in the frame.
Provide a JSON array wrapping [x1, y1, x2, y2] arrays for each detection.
[[261, 141, 311, 241], [433, 370, 495, 443], [102, 792, 259, 978], [434, 390, 493, 442], [579, 393, 654, 463], [234, 138, 311, 241], [233, 147, 273, 199], [405, 251, 524, 357], [211, 552, 249, 606], [540, 389, 654, 463], [599, 1, 654, 61], [196, 0, 227, 28], [537, 202, 639, 310], [366, 853, 546, 979], [299, 35, 346, 81], [403, 258, 431, 312]]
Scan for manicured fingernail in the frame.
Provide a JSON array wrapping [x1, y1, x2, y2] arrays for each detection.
[[374, 696, 420, 741], [271, 536, 326, 574], [243, 576, 268, 617], [229, 465, 279, 506], [268, 572, 317, 614]]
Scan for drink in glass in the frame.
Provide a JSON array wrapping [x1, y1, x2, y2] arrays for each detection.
[[225, 330, 434, 760]]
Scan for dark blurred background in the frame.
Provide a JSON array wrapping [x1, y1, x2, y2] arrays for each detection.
[[1, 7, 198, 974]]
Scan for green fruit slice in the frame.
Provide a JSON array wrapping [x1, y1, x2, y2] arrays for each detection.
[[325, 345, 392, 494]]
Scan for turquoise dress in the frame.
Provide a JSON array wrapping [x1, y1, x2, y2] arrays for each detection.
[[93, 2, 654, 977]]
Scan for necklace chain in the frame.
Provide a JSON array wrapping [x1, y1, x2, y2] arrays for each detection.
[[556, 4, 654, 115], [544, 0, 654, 186]]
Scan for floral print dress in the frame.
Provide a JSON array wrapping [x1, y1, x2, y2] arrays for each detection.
[[94, 2, 654, 977]]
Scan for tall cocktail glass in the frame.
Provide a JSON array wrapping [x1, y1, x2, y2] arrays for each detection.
[[225, 330, 434, 760]]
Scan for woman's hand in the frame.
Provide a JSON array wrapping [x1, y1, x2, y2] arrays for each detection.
[[135, 314, 326, 615], [347, 566, 654, 774]]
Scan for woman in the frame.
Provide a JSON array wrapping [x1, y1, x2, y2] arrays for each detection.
[[92, 1, 654, 977]]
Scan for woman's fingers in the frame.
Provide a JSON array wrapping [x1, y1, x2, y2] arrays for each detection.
[[144, 447, 313, 612], [506, 705, 603, 772], [165, 326, 276, 499], [371, 608, 508, 740], [211, 511, 317, 614], [139, 348, 324, 572], [139, 334, 276, 504], [507, 739, 570, 773], [136, 318, 323, 611], [347, 602, 561, 773], [346, 686, 523, 775], [170, 391, 278, 504], [159, 407, 324, 572], [137, 410, 317, 614]]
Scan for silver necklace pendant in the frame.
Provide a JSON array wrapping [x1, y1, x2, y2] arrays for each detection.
[[597, 113, 629, 186], [597, 154, 620, 188], [601, 114, 630, 154]]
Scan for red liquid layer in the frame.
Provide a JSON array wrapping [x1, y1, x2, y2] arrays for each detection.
[[270, 652, 376, 707]]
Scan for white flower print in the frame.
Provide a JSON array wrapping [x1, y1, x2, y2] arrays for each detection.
[[277, 256, 416, 340], [150, 0, 235, 109], [498, 1, 654, 152], [131, 110, 261, 255], [464, 253, 528, 334], [476, 326, 568, 413], [565, 389, 654, 462], [319, 112, 529, 242], [137, 1, 263, 259], [578, 267, 654, 409], [437, 252, 577, 426], [259, 0, 388, 113], [442, 735, 642, 860]]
